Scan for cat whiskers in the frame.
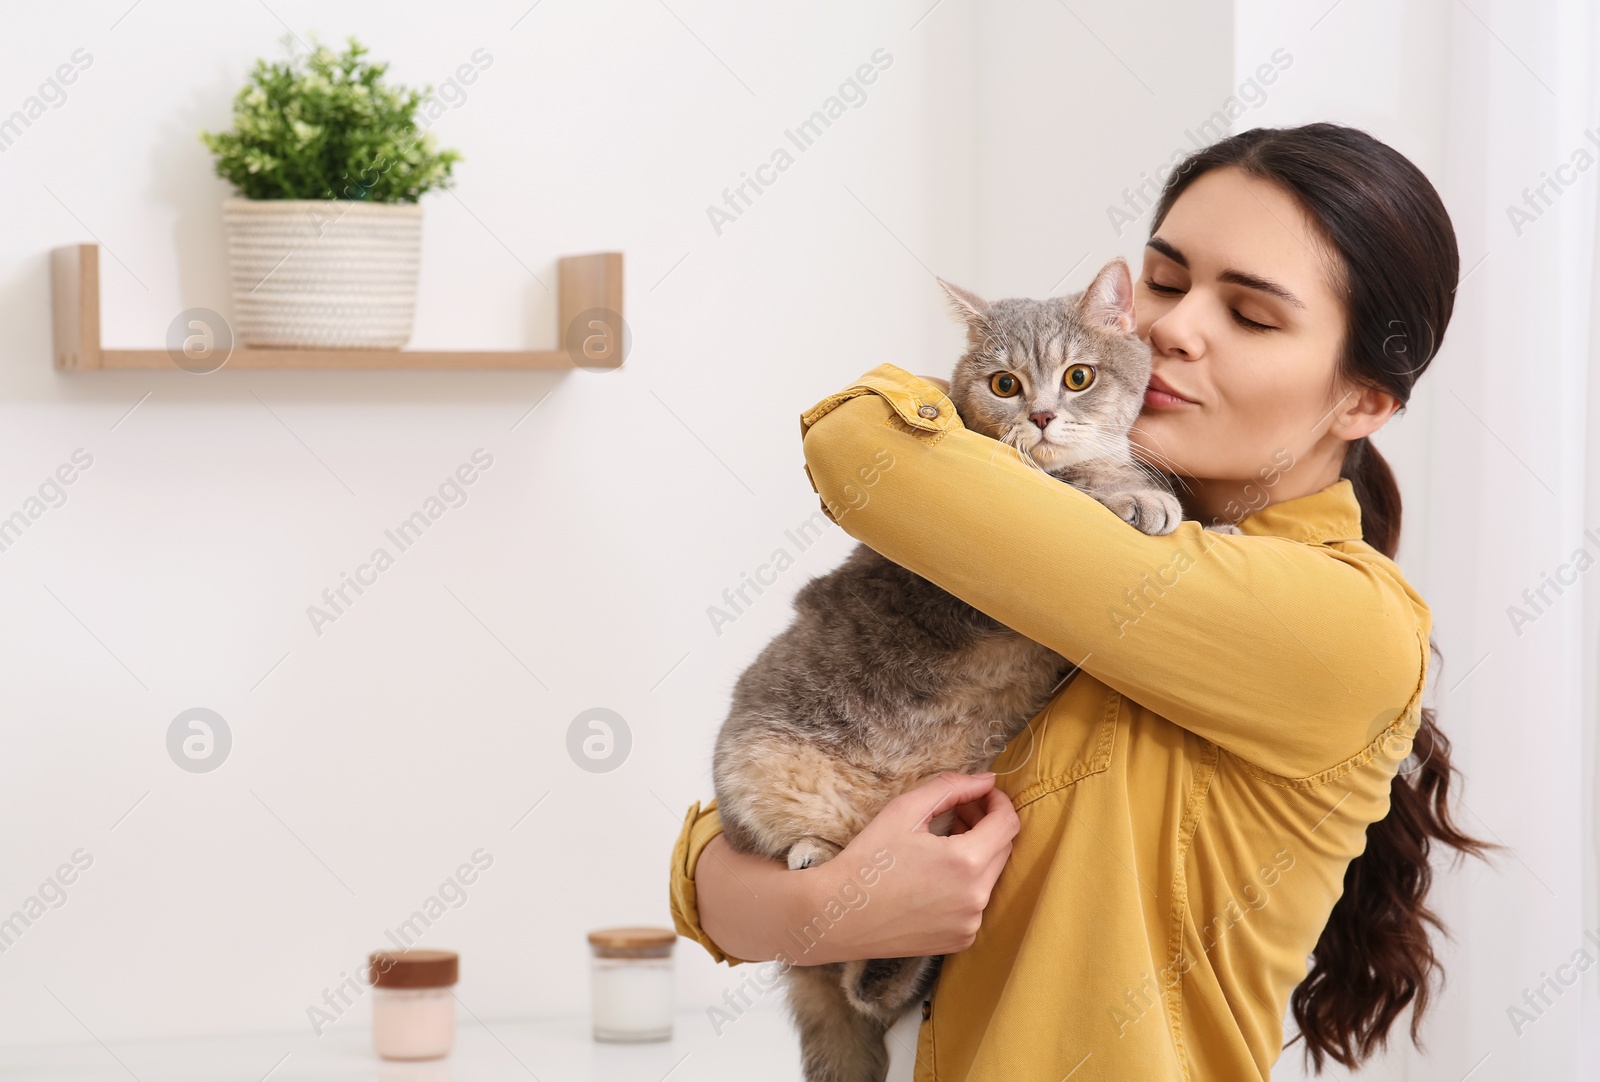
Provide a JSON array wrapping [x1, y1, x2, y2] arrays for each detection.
[[1048, 421, 1130, 461], [996, 426, 1055, 477], [1052, 417, 1193, 498], [1004, 422, 1132, 481], [973, 419, 1047, 475], [1121, 423, 1197, 497]]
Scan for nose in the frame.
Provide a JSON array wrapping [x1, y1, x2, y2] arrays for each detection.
[[1029, 411, 1054, 431], [1148, 302, 1201, 361]]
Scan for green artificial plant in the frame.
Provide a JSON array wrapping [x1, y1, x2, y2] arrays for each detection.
[[200, 35, 462, 202]]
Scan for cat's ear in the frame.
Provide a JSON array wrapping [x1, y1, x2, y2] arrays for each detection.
[[1078, 258, 1136, 334], [937, 278, 990, 322], [937, 278, 991, 349]]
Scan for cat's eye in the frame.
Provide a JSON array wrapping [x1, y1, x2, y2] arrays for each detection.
[[1064, 365, 1096, 392], [989, 372, 1021, 397]]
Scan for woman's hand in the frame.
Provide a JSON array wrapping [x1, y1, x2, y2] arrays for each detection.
[[805, 771, 1017, 962], [697, 771, 1018, 966]]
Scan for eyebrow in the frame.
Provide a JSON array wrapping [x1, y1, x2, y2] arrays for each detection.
[[1144, 236, 1307, 309]]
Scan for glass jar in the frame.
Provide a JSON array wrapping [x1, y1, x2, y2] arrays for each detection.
[[587, 927, 676, 1042], [368, 949, 459, 1060]]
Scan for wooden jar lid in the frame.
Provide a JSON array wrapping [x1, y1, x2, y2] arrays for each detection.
[[368, 949, 459, 988], [587, 926, 677, 958]]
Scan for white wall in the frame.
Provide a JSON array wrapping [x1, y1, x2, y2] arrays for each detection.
[[0, 0, 986, 1046], [972, 0, 1234, 291]]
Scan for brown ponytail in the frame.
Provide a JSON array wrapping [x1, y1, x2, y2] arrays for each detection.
[[1339, 436, 1401, 561], [1285, 436, 1497, 1069], [1150, 123, 1496, 1072]]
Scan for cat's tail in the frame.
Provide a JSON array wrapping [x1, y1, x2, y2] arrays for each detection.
[[841, 954, 944, 1023], [787, 962, 891, 1082]]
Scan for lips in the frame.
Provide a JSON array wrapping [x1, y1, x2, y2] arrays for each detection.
[[1146, 372, 1196, 404]]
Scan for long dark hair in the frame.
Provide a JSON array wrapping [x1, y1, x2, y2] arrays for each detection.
[[1148, 123, 1494, 1071]]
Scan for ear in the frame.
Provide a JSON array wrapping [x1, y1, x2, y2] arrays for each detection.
[[938, 278, 993, 350], [938, 277, 991, 321], [1330, 385, 1403, 441], [1078, 257, 1136, 334]]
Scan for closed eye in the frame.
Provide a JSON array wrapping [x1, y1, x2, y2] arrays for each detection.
[[1143, 279, 1278, 332]]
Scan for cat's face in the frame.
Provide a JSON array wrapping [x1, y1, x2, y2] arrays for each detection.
[[940, 258, 1152, 472]]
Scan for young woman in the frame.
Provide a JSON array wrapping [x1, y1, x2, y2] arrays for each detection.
[[668, 122, 1490, 1081]]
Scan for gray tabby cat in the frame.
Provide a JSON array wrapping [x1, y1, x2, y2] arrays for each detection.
[[711, 257, 1189, 1082]]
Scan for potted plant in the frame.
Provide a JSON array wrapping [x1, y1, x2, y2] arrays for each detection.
[[200, 36, 462, 349]]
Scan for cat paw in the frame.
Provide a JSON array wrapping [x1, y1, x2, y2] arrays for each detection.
[[928, 807, 958, 837], [1205, 521, 1242, 534], [1100, 488, 1183, 536], [787, 836, 842, 870]]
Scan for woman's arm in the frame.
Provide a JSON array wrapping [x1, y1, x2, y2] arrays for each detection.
[[799, 363, 1432, 778], [672, 772, 1019, 966]]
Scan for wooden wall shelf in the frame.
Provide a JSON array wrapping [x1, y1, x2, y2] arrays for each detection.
[[50, 244, 624, 371]]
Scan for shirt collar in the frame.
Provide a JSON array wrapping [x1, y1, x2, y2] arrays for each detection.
[[1235, 477, 1365, 544]]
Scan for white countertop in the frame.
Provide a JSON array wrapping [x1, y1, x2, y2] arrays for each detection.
[[1, 1006, 846, 1081]]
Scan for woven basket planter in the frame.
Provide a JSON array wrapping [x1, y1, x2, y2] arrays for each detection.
[[222, 198, 423, 349]]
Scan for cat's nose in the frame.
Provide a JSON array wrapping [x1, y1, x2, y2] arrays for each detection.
[[1029, 411, 1054, 430]]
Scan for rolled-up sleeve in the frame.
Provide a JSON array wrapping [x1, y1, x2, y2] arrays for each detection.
[[668, 798, 751, 966]]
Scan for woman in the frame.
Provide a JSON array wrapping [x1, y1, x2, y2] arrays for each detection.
[[668, 122, 1490, 1081]]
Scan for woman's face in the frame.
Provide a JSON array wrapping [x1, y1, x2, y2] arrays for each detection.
[[1128, 165, 1396, 519]]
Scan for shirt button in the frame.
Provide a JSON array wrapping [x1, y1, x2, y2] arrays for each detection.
[[918, 405, 939, 419]]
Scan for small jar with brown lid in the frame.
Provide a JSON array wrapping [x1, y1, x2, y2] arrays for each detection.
[[587, 927, 676, 1042], [367, 949, 459, 1060]]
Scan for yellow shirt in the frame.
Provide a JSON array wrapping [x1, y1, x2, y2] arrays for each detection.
[[669, 363, 1431, 1081]]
